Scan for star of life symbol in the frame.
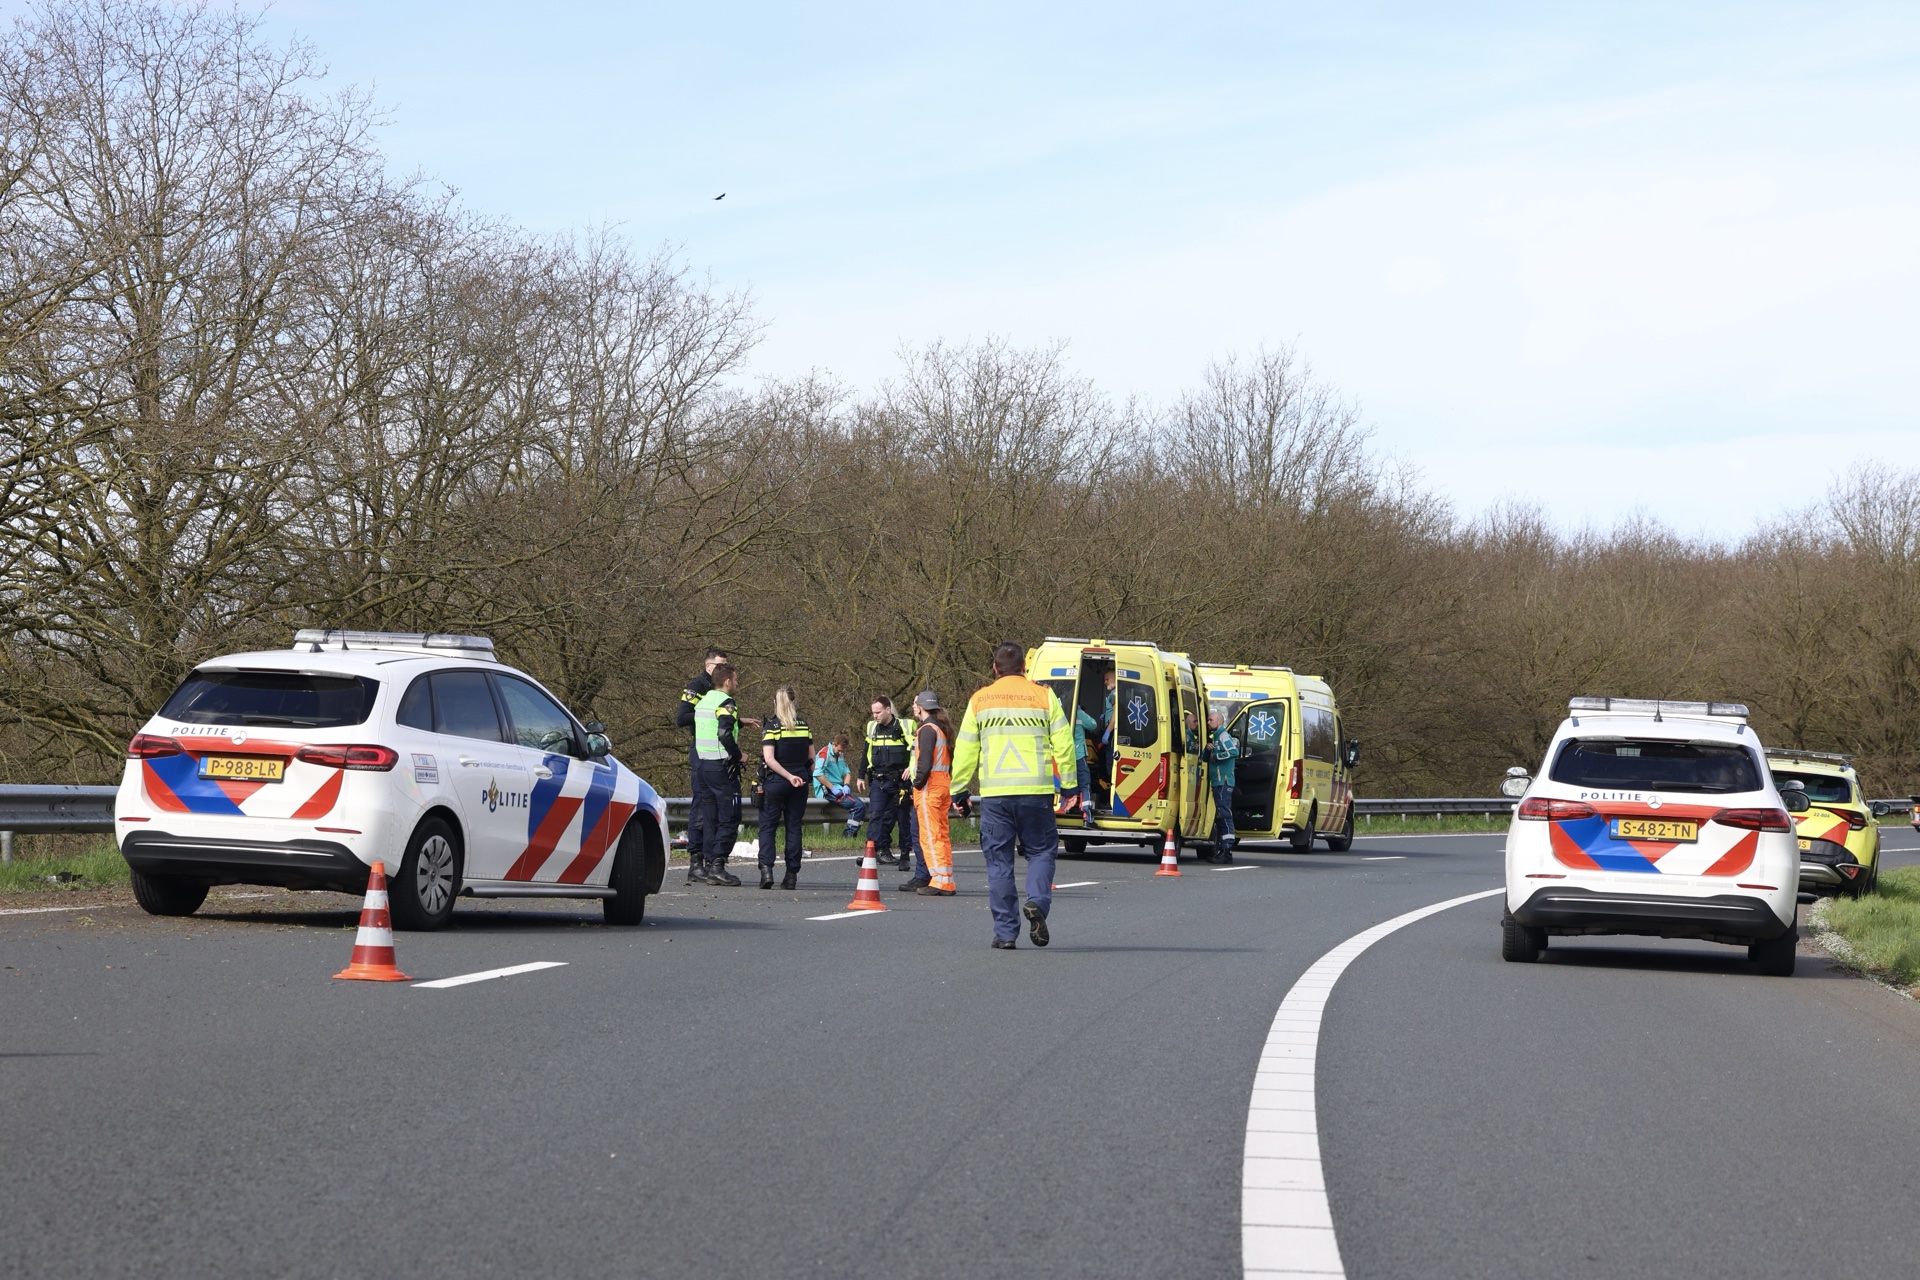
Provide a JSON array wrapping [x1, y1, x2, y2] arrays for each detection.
[[1248, 709, 1278, 742], [1126, 694, 1150, 733]]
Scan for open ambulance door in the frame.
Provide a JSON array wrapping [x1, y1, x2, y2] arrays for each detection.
[[1227, 699, 1287, 832], [1076, 651, 1116, 813]]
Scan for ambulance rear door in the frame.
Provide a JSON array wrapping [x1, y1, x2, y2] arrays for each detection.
[[1300, 697, 1338, 824], [1227, 698, 1287, 832]]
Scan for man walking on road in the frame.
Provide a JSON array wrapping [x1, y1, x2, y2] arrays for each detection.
[[949, 642, 1076, 950]]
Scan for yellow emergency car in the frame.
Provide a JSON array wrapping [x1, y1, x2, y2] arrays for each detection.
[[1196, 663, 1359, 851], [1766, 749, 1881, 897], [1028, 638, 1214, 858]]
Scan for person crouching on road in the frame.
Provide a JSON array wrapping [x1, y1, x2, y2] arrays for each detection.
[[860, 696, 915, 867], [949, 642, 1076, 949], [813, 733, 867, 837], [1203, 707, 1240, 865], [757, 685, 813, 890], [902, 691, 957, 896], [690, 663, 745, 886]]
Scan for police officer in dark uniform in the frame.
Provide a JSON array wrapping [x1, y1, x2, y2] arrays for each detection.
[[757, 685, 813, 890], [676, 648, 728, 883], [690, 662, 744, 887], [859, 695, 916, 865]]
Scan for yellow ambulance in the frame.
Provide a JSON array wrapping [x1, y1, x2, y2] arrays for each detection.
[[1027, 638, 1214, 858], [1196, 663, 1359, 851]]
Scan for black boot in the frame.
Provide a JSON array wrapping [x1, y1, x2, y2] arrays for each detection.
[[687, 858, 710, 884], [708, 861, 741, 887], [780, 871, 798, 890], [759, 866, 775, 889]]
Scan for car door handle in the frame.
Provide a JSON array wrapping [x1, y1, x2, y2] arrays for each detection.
[[533, 767, 553, 779], [458, 756, 480, 768]]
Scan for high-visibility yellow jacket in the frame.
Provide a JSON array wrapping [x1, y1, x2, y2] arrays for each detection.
[[949, 675, 1075, 798]]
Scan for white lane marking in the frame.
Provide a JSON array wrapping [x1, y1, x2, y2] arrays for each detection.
[[1053, 880, 1100, 889], [807, 909, 886, 921], [0, 905, 93, 916], [1350, 832, 1502, 840], [1242, 886, 1502, 1279], [413, 961, 568, 989], [1214, 865, 1258, 871], [1361, 856, 1405, 861]]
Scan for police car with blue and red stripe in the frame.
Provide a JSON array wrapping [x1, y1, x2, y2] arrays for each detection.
[[1501, 697, 1807, 976], [114, 630, 666, 929]]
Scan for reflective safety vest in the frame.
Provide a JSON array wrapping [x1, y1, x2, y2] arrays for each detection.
[[694, 688, 736, 761], [911, 720, 951, 781], [866, 715, 910, 773], [949, 676, 1076, 798]]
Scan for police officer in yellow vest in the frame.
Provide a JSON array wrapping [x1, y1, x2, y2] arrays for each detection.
[[859, 695, 917, 867], [949, 642, 1076, 949], [689, 663, 744, 887]]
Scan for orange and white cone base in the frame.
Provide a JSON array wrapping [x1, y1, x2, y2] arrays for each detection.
[[846, 849, 888, 912], [334, 860, 412, 981], [1155, 830, 1181, 877]]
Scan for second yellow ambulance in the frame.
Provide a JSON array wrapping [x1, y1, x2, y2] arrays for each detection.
[[1197, 662, 1359, 851]]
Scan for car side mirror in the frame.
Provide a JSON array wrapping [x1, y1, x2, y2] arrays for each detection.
[[586, 732, 611, 758], [1869, 800, 1889, 818], [1779, 781, 1809, 813], [1499, 767, 1530, 799], [1342, 740, 1361, 768]]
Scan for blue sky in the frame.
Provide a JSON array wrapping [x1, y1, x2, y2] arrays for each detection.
[[248, 3, 1920, 534]]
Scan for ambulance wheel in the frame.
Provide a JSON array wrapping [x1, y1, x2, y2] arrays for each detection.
[[390, 817, 461, 932], [129, 869, 207, 917], [1289, 808, 1315, 851], [1749, 929, 1797, 977], [1061, 837, 1087, 856], [1323, 809, 1354, 852], [1501, 916, 1545, 963]]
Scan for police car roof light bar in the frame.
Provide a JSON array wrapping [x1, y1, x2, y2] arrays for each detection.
[[1764, 748, 1854, 765], [1568, 696, 1749, 721], [292, 628, 495, 658]]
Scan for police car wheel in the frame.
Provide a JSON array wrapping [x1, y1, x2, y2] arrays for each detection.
[[1749, 929, 1797, 977], [390, 818, 460, 931], [129, 868, 208, 917], [603, 820, 652, 926], [1500, 916, 1544, 963]]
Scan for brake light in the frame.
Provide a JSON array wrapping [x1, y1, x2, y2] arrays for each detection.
[[1840, 810, 1868, 831], [296, 744, 399, 771], [127, 733, 182, 759], [1157, 754, 1169, 800], [1516, 797, 1596, 821], [1711, 807, 1792, 833], [1288, 760, 1302, 800]]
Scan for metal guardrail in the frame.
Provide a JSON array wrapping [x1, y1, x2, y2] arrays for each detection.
[[1354, 797, 1513, 818]]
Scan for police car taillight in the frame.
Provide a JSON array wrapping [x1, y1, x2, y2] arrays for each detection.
[[127, 733, 182, 759], [1710, 807, 1792, 833], [295, 744, 399, 771], [1516, 797, 1596, 821]]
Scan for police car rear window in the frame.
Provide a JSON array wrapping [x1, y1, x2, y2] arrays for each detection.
[[1770, 772, 1852, 805], [162, 671, 379, 728], [1549, 739, 1760, 794]]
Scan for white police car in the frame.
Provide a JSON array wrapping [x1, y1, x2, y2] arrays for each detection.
[[1501, 697, 1806, 976], [114, 630, 666, 929]]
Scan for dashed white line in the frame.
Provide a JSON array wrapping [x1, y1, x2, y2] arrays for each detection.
[[806, 909, 885, 921], [1242, 886, 1502, 1279], [0, 904, 93, 916], [1052, 880, 1100, 889], [1214, 865, 1258, 872], [1361, 856, 1405, 861], [413, 961, 568, 989]]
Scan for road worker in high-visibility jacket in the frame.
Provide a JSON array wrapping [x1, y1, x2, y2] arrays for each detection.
[[949, 641, 1077, 949]]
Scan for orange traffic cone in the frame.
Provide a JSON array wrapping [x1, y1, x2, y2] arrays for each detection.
[[1155, 830, 1182, 877], [334, 861, 412, 981], [846, 848, 888, 912]]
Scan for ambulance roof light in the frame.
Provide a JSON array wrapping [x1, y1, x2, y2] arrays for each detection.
[[292, 628, 495, 658], [1568, 696, 1748, 721]]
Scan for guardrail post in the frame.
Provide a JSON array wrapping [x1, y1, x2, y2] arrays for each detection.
[[1, 830, 12, 863]]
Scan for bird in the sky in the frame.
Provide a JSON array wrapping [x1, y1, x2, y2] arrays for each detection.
[[714, 193, 725, 200]]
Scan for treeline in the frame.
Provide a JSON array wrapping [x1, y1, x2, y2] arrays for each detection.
[[1, 2, 1915, 799]]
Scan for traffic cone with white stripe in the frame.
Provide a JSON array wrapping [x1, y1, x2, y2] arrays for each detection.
[[846, 848, 888, 912], [333, 861, 412, 982], [1155, 829, 1181, 877]]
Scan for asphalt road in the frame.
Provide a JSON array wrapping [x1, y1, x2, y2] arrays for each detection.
[[5, 825, 1920, 1279]]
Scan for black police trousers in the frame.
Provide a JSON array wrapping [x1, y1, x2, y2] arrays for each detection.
[[691, 760, 741, 865]]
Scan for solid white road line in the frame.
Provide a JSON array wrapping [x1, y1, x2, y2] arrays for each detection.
[[0, 905, 93, 916], [807, 909, 886, 921], [1214, 865, 1258, 872], [413, 961, 568, 989], [1052, 880, 1100, 889], [1360, 856, 1405, 861], [1242, 886, 1503, 1279]]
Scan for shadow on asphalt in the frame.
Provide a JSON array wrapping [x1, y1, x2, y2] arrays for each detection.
[[1537, 943, 1821, 979]]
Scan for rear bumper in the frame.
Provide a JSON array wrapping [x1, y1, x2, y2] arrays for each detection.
[[1512, 885, 1792, 944], [1798, 837, 1865, 894], [120, 830, 368, 892]]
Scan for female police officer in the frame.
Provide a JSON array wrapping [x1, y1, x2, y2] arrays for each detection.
[[757, 685, 814, 889]]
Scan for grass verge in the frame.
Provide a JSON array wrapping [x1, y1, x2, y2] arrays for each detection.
[[0, 842, 128, 894], [1819, 866, 1920, 988]]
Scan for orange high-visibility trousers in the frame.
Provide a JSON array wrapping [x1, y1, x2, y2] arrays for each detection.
[[915, 773, 955, 891]]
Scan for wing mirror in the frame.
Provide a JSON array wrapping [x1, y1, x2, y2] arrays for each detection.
[[1778, 779, 1810, 813], [1342, 739, 1361, 768], [1498, 766, 1531, 799], [1869, 800, 1889, 818], [585, 721, 611, 758]]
